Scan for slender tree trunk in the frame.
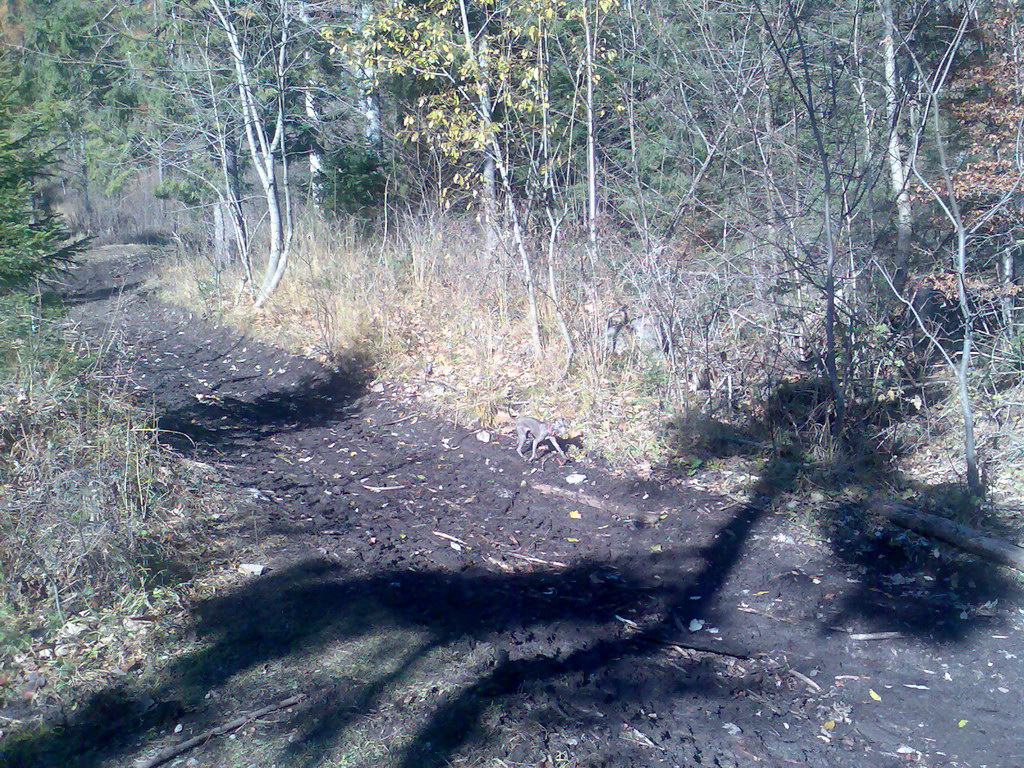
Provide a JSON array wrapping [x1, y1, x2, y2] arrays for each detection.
[[211, 0, 294, 308], [221, 136, 250, 279], [763, 2, 846, 430], [954, 229, 980, 493], [457, 0, 542, 356], [482, 153, 498, 256], [479, 35, 498, 258], [203, 50, 251, 278], [213, 195, 228, 270], [583, 0, 598, 272], [820, 166, 845, 432], [906, 8, 981, 493], [881, 0, 913, 290], [304, 71, 323, 200], [357, 0, 383, 150], [260, 1, 295, 303], [540, 23, 574, 368], [851, 5, 873, 164], [1003, 244, 1018, 332], [624, 0, 651, 249]]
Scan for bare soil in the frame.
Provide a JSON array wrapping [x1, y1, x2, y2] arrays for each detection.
[[4, 246, 1023, 768]]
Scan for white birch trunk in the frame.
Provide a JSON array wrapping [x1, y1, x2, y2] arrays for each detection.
[[210, 0, 294, 308], [882, 0, 913, 287]]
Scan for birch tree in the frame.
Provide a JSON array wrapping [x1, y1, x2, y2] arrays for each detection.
[[207, 0, 298, 307]]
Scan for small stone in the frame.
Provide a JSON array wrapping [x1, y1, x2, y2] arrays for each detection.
[[238, 563, 267, 576], [565, 473, 587, 485]]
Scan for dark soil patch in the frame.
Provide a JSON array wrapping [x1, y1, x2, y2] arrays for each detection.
[[4, 246, 1023, 768]]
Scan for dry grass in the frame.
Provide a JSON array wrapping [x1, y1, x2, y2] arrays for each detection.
[[0, 291, 230, 720], [157, 212, 1024, 500]]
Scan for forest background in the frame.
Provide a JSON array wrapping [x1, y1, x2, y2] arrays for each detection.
[[3, 0, 1024, 516], [3, 0, 1024, 751]]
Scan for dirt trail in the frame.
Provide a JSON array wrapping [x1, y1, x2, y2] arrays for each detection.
[[10, 246, 1023, 768]]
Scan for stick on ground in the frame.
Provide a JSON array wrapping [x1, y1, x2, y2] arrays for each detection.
[[133, 693, 306, 768], [530, 481, 643, 518]]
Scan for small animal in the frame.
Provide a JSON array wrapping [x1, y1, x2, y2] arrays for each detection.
[[515, 416, 569, 461]]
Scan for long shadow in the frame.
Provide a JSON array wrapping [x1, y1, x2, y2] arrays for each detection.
[[666, 377, 1020, 644], [59, 250, 372, 456], [2, 494, 771, 768], [62, 281, 145, 307], [396, 499, 768, 768], [157, 365, 368, 453]]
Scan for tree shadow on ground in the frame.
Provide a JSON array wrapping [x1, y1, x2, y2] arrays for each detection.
[[156, 362, 371, 454], [61, 281, 145, 307], [2, 497, 768, 768], [665, 378, 1020, 645]]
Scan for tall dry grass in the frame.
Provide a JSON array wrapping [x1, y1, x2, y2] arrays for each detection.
[[157, 210, 1024, 500], [0, 291, 226, 707]]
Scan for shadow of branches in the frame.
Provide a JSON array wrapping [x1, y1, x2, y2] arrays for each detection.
[[3, 492, 770, 768], [665, 377, 1019, 645]]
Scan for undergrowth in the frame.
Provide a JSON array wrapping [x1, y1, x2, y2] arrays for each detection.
[[0, 289, 227, 725], [160, 216, 672, 464], [158, 213, 1024, 503]]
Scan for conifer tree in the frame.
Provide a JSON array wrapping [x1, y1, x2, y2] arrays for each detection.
[[0, 59, 83, 290]]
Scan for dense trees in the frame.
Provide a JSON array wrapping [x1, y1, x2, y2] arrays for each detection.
[[7, 0, 1022, 491]]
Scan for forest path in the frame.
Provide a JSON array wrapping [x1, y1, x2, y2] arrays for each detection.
[[20, 245, 1023, 768]]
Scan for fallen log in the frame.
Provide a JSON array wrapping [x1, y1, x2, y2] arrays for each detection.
[[872, 500, 1024, 572]]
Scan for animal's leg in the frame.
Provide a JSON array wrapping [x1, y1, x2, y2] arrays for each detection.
[[516, 427, 528, 457], [529, 432, 543, 461], [545, 435, 568, 458]]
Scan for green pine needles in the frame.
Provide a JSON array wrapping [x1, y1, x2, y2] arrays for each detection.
[[0, 62, 84, 290]]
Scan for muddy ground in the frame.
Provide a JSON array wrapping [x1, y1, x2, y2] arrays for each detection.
[[4, 246, 1024, 768]]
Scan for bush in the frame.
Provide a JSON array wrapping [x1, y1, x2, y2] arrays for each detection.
[[317, 144, 386, 215]]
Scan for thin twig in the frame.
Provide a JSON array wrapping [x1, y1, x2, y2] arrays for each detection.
[[359, 481, 405, 492], [649, 635, 753, 660], [132, 693, 306, 768], [433, 531, 470, 548], [380, 414, 416, 427], [504, 551, 567, 568], [789, 667, 822, 692]]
